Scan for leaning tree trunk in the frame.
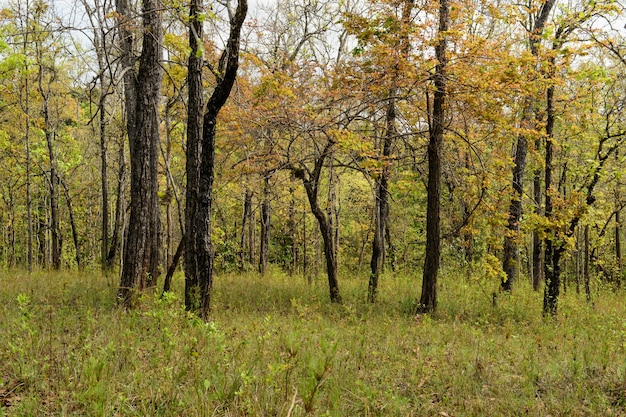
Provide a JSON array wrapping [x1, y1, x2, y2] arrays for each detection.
[[192, 0, 248, 319], [418, 0, 448, 313], [118, 0, 164, 306], [293, 141, 342, 303]]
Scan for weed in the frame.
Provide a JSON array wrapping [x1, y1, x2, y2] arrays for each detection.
[[0, 269, 625, 415]]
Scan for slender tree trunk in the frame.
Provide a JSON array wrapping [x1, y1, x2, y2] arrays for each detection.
[[615, 149, 622, 288], [369, 0, 413, 302], [259, 175, 271, 274], [37, 53, 62, 270], [418, 0, 448, 313], [118, 0, 164, 306], [584, 224, 591, 302], [543, 83, 559, 315], [100, 92, 109, 269], [369, 88, 395, 302], [106, 138, 126, 268], [501, 0, 557, 291], [239, 188, 252, 271], [21, 0, 34, 271], [288, 182, 297, 275], [575, 226, 581, 294], [163, 237, 184, 294], [61, 178, 81, 268], [532, 138, 543, 291], [293, 142, 342, 303]]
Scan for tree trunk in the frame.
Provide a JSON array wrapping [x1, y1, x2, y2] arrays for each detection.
[[239, 188, 252, 271], [418, 0, 448, 313], [21, 0, 34, 272], [118, 0, 164, 306], [194, 0, 248, 319], [542, 83, 559, 315], [100, 91, 109, 269], [532, 138, 543, 291], [106, 138, 126, 268], [369, 88, 395, 302], [184, 0, 204, 311], [61, 178, 81, 268], [259, 175, 271, 274], [615, 149, 622, 288], [369, 0, 412, 302], [584, 224, 591, 302], [501, 0, 557, 291], [293, 142, 342, 303], [37, 54, 62, 270]]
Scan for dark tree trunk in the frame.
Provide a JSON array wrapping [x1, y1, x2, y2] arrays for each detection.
[[369, 89, 395, 302], [615, 149, 622, 288], [288, 183, 297, 275], [532, 137, 543, 291], [106, 138, 126, 268], [293, 142, 342, 303], [501, 0, 557, 291], [543, 83, 559, 315], [418, 0, 448, 313], [118, 0, 164, 306], [100, 92, 109, 269], [184, 0, 204, 311], [369, 0, 411, 302], [259, 175, 271, 274], [61, 179, 81, 268], [584, 224, 591, 302], [193, 0, 248, 319], [239, 188, 252, 271], [37, 57, 62, 270], [163, 237, 185, 294]]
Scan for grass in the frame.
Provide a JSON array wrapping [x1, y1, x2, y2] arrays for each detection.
[[0, 267, 625, 416]]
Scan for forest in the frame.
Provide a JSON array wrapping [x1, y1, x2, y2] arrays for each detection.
[[1, 0, 626, 415]]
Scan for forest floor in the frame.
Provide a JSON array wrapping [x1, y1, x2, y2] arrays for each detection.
[[0, 267, 625, 416]]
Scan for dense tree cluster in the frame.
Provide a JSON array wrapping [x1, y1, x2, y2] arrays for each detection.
[[0, 0, 624, 316]]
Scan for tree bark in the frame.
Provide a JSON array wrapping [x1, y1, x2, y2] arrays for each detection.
[[293, 141, 342, 303], [259, 175, 271, 274], [118, 0, 164, 306], [369, 0, 413, 303], [106, 138, 126, 268], [184, 0, 204, 311], [532, 137, 543, 291], [418, 0, 448, 313], [543, 83, 559, 315], [59, 178, 81, 268], [193, 0, 248, 319], [239, 188, 252, 271]]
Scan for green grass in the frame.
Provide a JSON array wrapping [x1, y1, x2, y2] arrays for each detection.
[[1, 268, 625, 416]]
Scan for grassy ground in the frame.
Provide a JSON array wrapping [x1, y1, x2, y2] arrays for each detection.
[[0, 268, 625, 416]]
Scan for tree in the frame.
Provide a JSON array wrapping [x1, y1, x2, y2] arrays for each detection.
[[501, 0, 558, 291], [417, 0, 448, 313], [187, 0, 248, 318], [368, 0, 414, 303], [117, 0, 164, 306]]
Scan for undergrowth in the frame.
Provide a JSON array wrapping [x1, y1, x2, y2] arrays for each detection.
[[0, 268, 625, 416]]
